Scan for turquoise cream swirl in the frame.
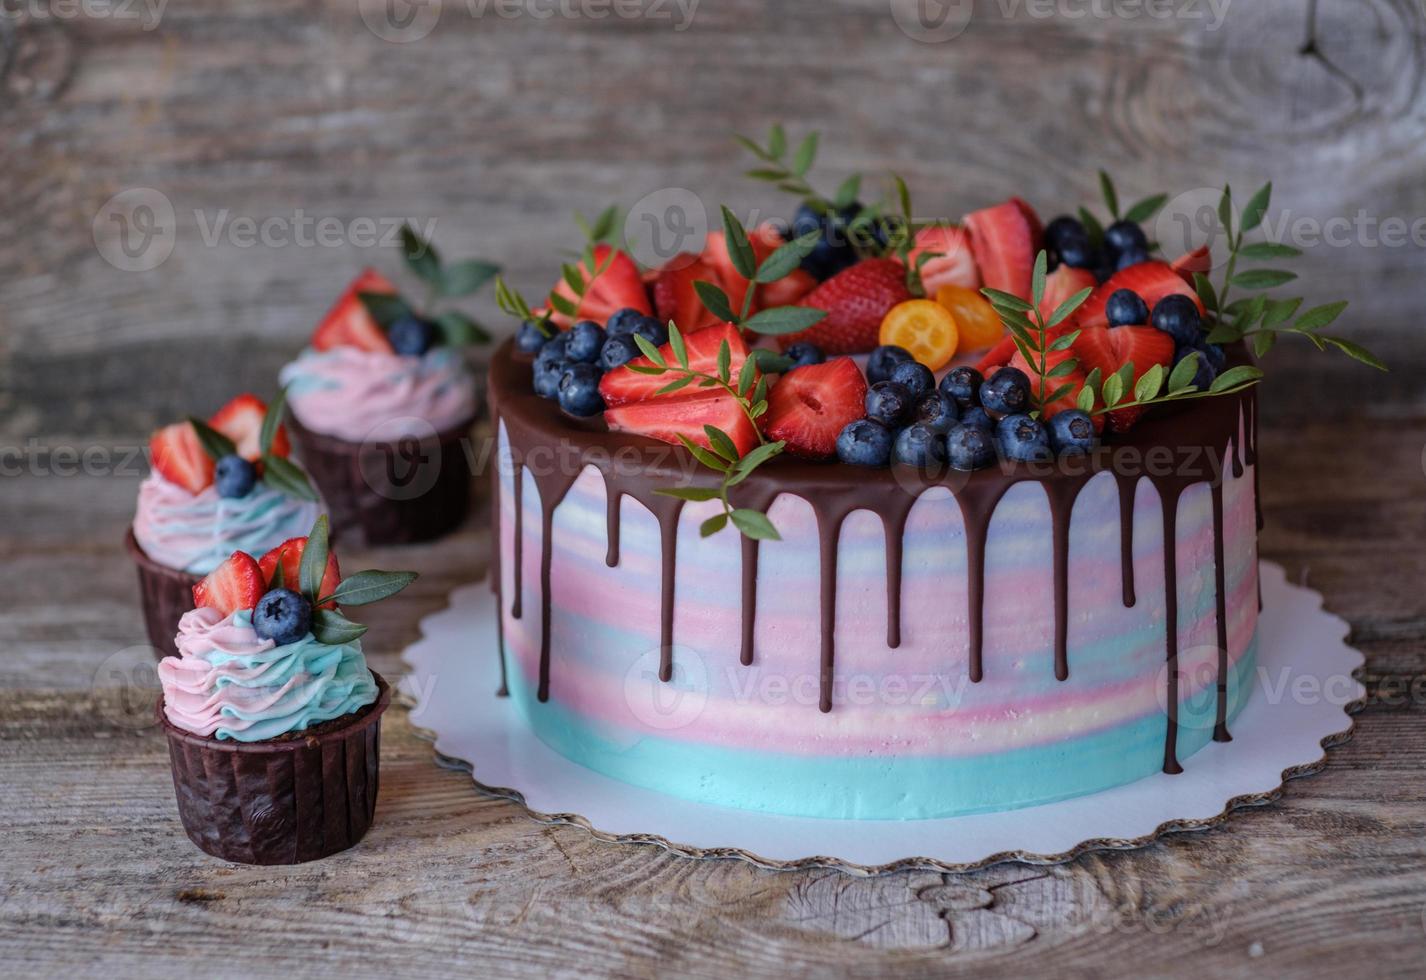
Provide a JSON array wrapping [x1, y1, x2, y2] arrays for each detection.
[[159, 607, 377, 742]]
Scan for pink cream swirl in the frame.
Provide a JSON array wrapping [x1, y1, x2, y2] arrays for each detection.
[[279, 346, 477, 443]]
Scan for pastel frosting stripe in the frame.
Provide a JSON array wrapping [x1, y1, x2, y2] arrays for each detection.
[[159, 607, 377, 742], [279, 346, 476, 441], [132, 472, 321, 575]]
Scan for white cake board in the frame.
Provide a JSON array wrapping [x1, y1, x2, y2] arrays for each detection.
[[400, 562, 1364, 875]]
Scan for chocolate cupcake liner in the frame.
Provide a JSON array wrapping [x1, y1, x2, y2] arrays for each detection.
[[159, 672, 391, 865], [288, 415, 475, 546], [125, 529, 201, 660]]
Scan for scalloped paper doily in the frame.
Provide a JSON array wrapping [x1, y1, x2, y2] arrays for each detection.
[[399, 562, 1363, 875]]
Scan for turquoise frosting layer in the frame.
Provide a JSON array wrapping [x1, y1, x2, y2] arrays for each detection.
[[136, 478, 320, 576]]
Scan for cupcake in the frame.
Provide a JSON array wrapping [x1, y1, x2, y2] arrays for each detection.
[[278, 229, 497, 545], [157, 514, 416, 864], [129, 392, 321, 658]]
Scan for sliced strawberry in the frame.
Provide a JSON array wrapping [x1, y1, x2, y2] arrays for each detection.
[[599, 323, 751, 407], [150, 422, 214, 494], [964, 199, 1038, 302], [780, 258, 912, 354], [1077, 261, 1203, 330], [909, 224, 980, 294], [702, 224, 783, 317], [757, 267, 817, 309], [605, 391, 759, 457], [1170, 245, 1212, 285], [192, 550, 266, 617], [975, 323, 1077, 375], [653, 253, 723, 334], [763, 357, 868, 460], [1037, 264, 1098, 324], [1071, 325, 1119, 382], [1006, 347, 1096, 425], [208, 393, 290, 461], [312, 268, 396, 354], [257, 536, 342, 609], [1011, 196, 1045, 250], [1072, 325, 1174, 432], [547, 245, 651, 328]]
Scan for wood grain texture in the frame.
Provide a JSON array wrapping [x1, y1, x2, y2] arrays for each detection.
[[4, 414, 1426, 977]]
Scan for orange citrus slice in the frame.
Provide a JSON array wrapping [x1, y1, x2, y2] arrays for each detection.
[[935, 284, 1004, 352], [879, 300, 958, 371]]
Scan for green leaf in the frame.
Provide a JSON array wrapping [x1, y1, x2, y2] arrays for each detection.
[[358, 291, 413, 329], [298, 515, 330, 602], [767, 124, 786, 159], [1047, 358, 1080, 378], [733, 440, 783, 475], [700, 512, 729, 538], [676, 435, 730, 473], [1321, 336, 1387, 371], [981, 288, 1033, 312], [433, 310, 492, 346], [261, 454, 318, 501], [668, 322, 689, 369], [560, 262, 585, 295], [1031, 250, 1048, 308], [720, 206, 757, 280], [1205, 321, 1244, 345], [1047, 330, 1082, 353], [311, 608, 368, 646], [1042, 382, 1077, 406], [656, 375, 696, 396], [1231, 269, 1297, 290], [1211, 365, 1265, 391], [730, 508, 781, 541], [1294, 301, 1348, 332], [711, 341, 731, 385], [1240, 182, 1271, 232], [1168, 352, 1201, 392], [1076, 385, 1097, 413], [704, 425, 739, 463], [188, 417, 236, 462], [734, 133, 771, 161], [400, 224, 441, 284], [1252, 331, 1277, 358], [1099, 170, 1119, 219], [756, 231, 821, 283], [746, 167, 790, 182], [791, 132, 819, 177], [1261, 297, 1303, 329], [1102, 372, 1125, 408], [1078, 207, 1105, 250], [1193, 272, 1219, 315], [318, 569, 418, 607], [547, 292, 578, 318], [744, 306, 827, 336], [259, 389, 287, 457], [1217, 185, 1234, 243], [833, 174, 862, 211], [1123, 193, 1169, 224], [589, 205, 619, 243], [752, 375, 769, 406], [894, 174, 913, 220], [1238, 241, 1301, 261], [693, 280, 738, 324], [633, 332, 666, 366], [439, 259, 500, 297], [1047, 288, 1094, 329], [655, 486, 722, 502], [1135, 363, 1165, 402]]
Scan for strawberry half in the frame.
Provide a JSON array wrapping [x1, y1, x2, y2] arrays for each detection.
[[909, 224, 980, 294], [1072, 325, 1175, 432], [257, 536, 342, 609], [312, 268, 396, 354], [1037, 264, 1098, 324], [702, 224, 783, 317], [192, 550, 266, 617], [975, 323, 1077, 375], [599, 323, 751, 408], [1077, 261, 1204, 330], [209, 393, 291, 462], [763, 357, 868, 459], [1007, 347, 1094, 425], [547, 245, 651, 328], [965, 199, 1041, 302], [757, 267, 817, 308], [653, 253, 724, 334], [780, 258, 912, 354], [605, 391, 759, 457], [150, 421, 214, 494], [1170, 245, 1213, 285]]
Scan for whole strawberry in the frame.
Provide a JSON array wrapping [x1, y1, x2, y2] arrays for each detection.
[[777, 258, 911, 355]]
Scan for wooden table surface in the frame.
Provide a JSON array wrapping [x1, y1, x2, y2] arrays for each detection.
[[4, 412, 1425, 978]]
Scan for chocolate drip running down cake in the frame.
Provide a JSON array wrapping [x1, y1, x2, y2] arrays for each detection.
[[485, 342, 1261, 819]]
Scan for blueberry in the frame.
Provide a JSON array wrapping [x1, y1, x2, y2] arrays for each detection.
[[887, 360, 933, 399], [1105, 288, 1149, 328], [215, 454, 257, 499], [979, 366, 1032, 416], [865, 381, 914, 427], [599, 335, 640, 371], [536, 331, 571, 366], [1115, 248, 1149, 271], [914, 392, 960, 432], [996, 413, 1052, 463], [515, 320, 550, 354], [1044, 216, 1087, 254], [959, 406, 994, 433], [867, 345, 915, 385], [1057, 234, 1097, 270], [388, 315, 437, 356], [1174, 345, 1219, 390], [533, 356, 570, 400], [556, 363, 605, 417], [605, 308, 647, 335], [946, 423, 997, 471], [1104, 220, 1148, 258], [835, 419, 894, 467], [784, 342, 826, 368], [630, 316, 668, 347], [894, 423, 948, 468], [1048, 410, 1097, 456], [939, 366, 984, 409], [1151, 294, 1203, 346], [792, 202, 860, 280], [567, 320, 605, 363], [1199, 341, 1227, 373], [252, 588, 313, 646]]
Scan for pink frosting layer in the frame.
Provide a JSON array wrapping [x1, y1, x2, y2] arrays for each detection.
[[159, 608, 281, 736], [279, 346, 476, 442]]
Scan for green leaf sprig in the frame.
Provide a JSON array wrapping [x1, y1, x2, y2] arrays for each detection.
[[692, 207, 828, 339], [624, 321, 788, 541], [188, 389, 318, 501], [274, 514, 419, 645], [981, 251, 1094, 416], [1193, 183, 1384, 371], [493, 215, 618, 339], [1079, 170, 1169, 254], [356, 224, 500, 346]]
